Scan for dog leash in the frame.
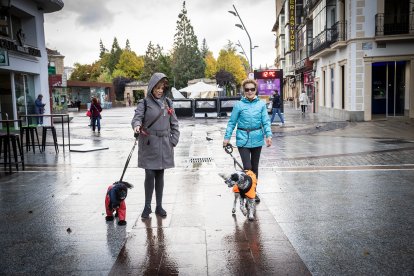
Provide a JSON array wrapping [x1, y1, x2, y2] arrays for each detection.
[[223, 143, 244, 171], [119, 132, 139, 182]]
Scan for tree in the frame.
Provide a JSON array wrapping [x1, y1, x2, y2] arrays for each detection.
[[125, 39, 131, 51], [107, 37, 122, 74], [200, 38, 209, 59], [157, 53, 173, 86], [113, 76, 133, 101], [216, 41, 247, 86], [115, 50, 144, 79], [215, 69, 235, 96], [140, 41, 161, 82], [172, 1, 205, 89], [70, 63, 93, 81], [99, 39, 107, 58], [204, 51, 217, 79]]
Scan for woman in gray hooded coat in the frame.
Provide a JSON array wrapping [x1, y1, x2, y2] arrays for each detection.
[[131, 72, 180, 218]]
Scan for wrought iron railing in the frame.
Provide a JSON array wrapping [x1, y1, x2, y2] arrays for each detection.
[[309, 20, 346, 56], [375, 13, 414, 36]]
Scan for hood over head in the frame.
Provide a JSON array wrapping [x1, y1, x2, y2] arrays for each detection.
[[147, 72, 168, 97]]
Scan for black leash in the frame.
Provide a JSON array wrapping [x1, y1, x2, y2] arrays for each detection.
[[119, 132, 139, 182], [223, 143, 244, 171]]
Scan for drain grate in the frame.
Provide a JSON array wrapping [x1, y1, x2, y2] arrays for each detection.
[[189, 157, 213, 163]]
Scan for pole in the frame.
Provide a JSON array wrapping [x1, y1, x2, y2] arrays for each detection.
[[233, 4, 253, 72]]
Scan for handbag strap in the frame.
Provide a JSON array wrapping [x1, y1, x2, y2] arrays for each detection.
[[144, 100, 170, 130]]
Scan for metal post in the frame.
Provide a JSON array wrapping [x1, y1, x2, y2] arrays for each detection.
[[231, 4, 253, 72]]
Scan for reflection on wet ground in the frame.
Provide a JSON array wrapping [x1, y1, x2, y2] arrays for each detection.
[[1, 106, 414, 274]]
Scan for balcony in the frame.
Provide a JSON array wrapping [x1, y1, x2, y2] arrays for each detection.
[[303, 0, 321, 18], [375, 12, 414, 38], [309, 20, 347, 58]]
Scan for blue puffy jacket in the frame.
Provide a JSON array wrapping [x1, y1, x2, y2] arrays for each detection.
[[224, 96, 272, 148]]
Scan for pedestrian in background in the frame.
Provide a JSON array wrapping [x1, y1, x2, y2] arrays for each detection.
[[90, 97, 102, 132], [223, 79, 272, 203], [34, 94, 45, 126], [131, 72, 180, 219], [299, 90, 309, 114], [270, 90, 285, 126]]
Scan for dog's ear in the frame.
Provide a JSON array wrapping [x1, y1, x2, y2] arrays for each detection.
[[218, 173, 228, 180]]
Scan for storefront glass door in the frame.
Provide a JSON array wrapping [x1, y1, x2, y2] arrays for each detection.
[[372, 61, 405, 117], [15, 73, 36, 123]]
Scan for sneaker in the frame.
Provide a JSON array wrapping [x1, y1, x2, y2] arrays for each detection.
[[155, 206, 167, 217], [141, 206, 152, 219]]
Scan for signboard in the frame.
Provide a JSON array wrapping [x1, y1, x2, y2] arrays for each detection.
[[254, 69, 284, 96], [0, 49, 9, 66], [48, 66, 56, 75], [49, 74, 62, 87], [289, 0, 296, 51]]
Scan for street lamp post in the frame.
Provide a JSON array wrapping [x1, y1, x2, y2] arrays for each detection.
[[228, 4, 253, 72], [236, 40, 249, 62]]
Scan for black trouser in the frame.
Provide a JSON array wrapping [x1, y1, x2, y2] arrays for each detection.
[[144, 169, 164, 208], [301, 105, 306, 113], [238, 146, 262, 179]]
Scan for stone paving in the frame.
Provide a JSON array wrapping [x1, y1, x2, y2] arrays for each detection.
[[1, 105, 413, 275]]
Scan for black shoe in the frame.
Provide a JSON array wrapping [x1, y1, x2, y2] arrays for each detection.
[[105, 215, 114, 221], [155, 206, 167, 217], [255, 194, 260, 203], [141, 206, 152, 219]]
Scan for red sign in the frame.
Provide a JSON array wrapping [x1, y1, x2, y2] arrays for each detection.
[[254, 69, 283, 80], [49, 74, 62, 87]]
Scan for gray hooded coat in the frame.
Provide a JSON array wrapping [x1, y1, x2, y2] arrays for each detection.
[[131, 73, 180, 170]]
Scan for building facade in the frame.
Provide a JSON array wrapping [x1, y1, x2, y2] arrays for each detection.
[[273, 0, 414, 121], [0, 0, 63, 126]]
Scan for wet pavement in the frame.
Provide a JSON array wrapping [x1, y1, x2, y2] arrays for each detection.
[[1, 105, 414, 275]]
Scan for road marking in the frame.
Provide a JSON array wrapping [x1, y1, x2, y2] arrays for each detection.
[[260, 164, 414, 172]]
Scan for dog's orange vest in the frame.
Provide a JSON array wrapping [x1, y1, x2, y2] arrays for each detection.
[[232, 170, 257, 199]]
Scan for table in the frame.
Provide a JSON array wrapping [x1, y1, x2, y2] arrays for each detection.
[[19, 114, 71, 152], [0, 119, 24, 174]]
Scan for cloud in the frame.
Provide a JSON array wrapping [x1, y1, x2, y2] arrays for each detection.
[[58, 0, 116, 29], [44, 0, 276, 68]]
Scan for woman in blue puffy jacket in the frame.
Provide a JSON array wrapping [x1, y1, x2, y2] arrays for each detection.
[[223, 79, 272, 202]]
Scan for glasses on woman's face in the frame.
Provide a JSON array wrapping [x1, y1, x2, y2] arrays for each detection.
[[244, 87, 256, 93]]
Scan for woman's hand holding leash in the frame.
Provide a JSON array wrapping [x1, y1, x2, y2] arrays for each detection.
[[223, 139, 229, 147], [134, 125, 141, 134]]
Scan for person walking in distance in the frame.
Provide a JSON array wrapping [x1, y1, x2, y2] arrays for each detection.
[[270, 90, 285, 126], [131, 72, 180, 219], [299, 90, 309, 114], [223, 79, 272, 203], [90, 97, 102, 132], [34, 94, 46, 126]]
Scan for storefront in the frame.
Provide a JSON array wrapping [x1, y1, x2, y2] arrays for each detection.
[[303, 71, 315, 113], [0, 0, 63, 128]]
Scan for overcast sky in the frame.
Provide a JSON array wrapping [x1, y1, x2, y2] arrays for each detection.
[[44, 0, 276, 71]]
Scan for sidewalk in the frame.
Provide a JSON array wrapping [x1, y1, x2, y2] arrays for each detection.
[[1, 106, 413, 275]]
